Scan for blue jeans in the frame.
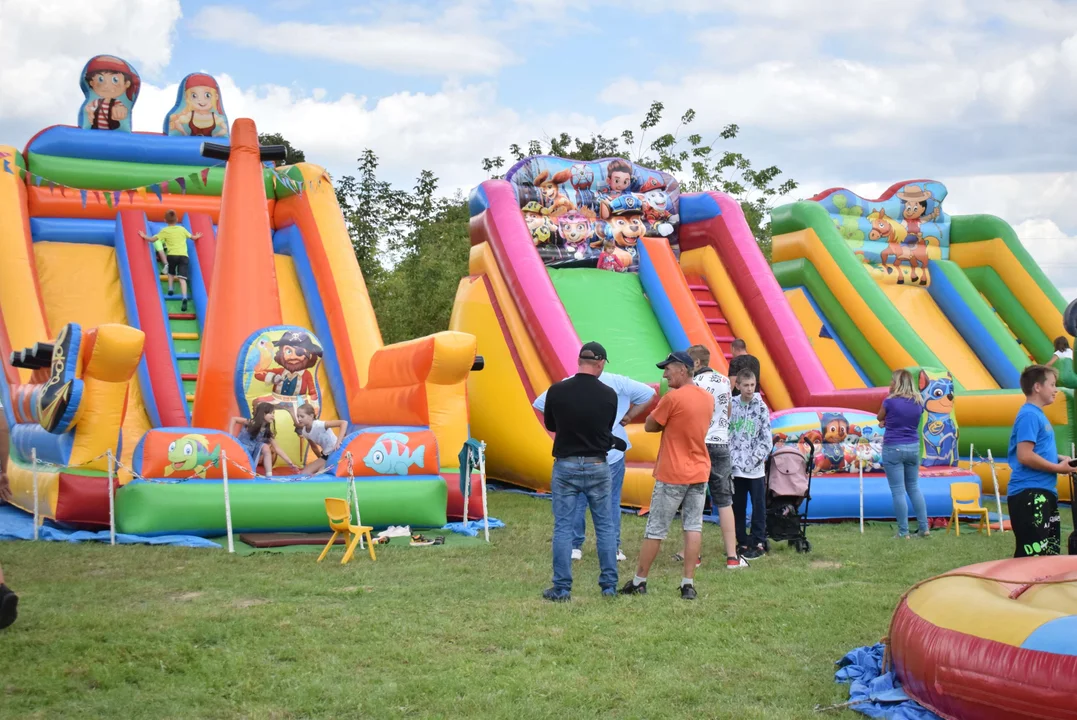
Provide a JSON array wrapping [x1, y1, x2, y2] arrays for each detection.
[[572, 457, 626, 550], [551, 458, 618, 595], [883, 443, 928, 536]]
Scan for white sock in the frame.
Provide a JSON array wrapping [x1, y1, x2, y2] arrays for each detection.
[[681, 577, 693, 587], [633, 575, 647, 586]]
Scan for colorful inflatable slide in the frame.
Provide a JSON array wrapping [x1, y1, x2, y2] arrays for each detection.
[[451, 156, 977, 517], [0, 56, 480, 537], [771, 182, 1074, 500]]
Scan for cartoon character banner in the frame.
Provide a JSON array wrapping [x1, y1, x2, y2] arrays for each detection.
[[236, 326, 323, 416], [333, 428, 438, 478], [917, 369, 958, 467], [132, 428, 254, 480], [78, 55, 141, 132], [235, 326, 325, 469], [771, 409, 887, 474], [504, 156, 680, 270], [164, 72, 229, 137], [815, 181, 951, 287]]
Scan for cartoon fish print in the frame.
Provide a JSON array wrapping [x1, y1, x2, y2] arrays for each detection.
[[362, 432, 425, 476], [164, 434, 221, 478]]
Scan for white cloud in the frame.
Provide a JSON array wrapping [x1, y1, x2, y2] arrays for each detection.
[[1013, 219, 1077, 302], [188, 5, 514, 76], [0, 0, 181, 125]]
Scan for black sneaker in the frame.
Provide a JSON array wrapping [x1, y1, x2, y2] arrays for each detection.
[[181, 299, 188, 312], [680, 583, 697, 600], [167, 289, 174, 296], [619, 579, 647, 595], [742, 545, 766, 560], [541, 588, 570, 603], [0, 584, 18, 630]]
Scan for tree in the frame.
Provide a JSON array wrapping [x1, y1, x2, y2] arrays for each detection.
[[335, 150, 469, 345], [258, 132, 306, 167], [481, 101, 798, 256]]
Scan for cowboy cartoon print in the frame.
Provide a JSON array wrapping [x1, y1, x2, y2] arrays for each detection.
[[816, 181, 950, 288], [503, 156, 680, 268], [78, 55, 141, 131]]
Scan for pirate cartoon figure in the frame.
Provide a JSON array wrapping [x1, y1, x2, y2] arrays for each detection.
[[253, 330, 322, 408]]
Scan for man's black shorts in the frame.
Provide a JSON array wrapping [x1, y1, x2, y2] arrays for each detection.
[[1008, 488, 1060, 558], [166, 255, 189, 280]]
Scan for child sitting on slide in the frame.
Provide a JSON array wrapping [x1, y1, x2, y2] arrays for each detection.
[[292, 402, 347, 475], [596, 239, 624, 272], [138, 209, 201, 313], [230, 402, 298, 478]]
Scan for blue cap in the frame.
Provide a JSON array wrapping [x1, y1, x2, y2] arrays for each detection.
[[656, 351, 693, 369]]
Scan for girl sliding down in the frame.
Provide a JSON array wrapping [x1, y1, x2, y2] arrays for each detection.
[[292, 403, 347, 475], [230, 402, 298, 477]]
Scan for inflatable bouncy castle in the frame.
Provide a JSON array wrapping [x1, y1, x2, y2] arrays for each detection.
[[772, 182, 1076, 500], [0, 55, 481, 536], [451, 156, 982, 516]]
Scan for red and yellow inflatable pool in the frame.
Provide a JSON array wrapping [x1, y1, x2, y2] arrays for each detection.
[[889, 556, 1077, 720]]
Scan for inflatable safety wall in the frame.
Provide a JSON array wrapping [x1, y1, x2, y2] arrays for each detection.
[[5, 322, 144, 524]]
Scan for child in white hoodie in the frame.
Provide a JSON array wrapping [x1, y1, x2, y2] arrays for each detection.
[[728, 369, 772, 559]]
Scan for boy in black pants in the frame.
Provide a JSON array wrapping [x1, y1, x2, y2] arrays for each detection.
[[1007, 365, 1070, 557]]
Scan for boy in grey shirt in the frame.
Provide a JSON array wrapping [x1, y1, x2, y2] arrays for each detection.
[[729, 369, 771, 559]]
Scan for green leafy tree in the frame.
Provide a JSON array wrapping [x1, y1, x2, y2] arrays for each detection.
[[482, 101, 798, 258], [257, 132, 306, 167], [335, 150, 469, 344]]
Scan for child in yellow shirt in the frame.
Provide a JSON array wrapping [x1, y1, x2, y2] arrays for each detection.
[[139, 209, 202, 312]]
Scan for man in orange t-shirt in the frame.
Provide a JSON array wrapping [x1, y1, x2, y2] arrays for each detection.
[[621, 351, 714, 600]]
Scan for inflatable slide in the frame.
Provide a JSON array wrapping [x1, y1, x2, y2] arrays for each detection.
[[451, 156, 975, 517], [0, 56, 481, 537], [770, 182, 1075, 500]]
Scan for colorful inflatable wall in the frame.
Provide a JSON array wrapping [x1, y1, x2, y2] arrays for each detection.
[[451, 155, 977, 517], [0, 55, 481, 536], [771, 181, 1075, 500]]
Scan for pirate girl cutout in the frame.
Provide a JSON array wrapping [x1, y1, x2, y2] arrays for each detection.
[[165, 73, 229, 137]]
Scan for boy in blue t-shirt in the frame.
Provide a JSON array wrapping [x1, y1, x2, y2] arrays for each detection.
[[1007, 365, 1070, 557]]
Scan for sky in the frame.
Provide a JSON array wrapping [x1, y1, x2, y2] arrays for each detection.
[[1, 0, 1075, 297]]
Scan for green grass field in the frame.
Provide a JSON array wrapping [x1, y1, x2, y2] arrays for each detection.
[[0, 493, 1070, 719]]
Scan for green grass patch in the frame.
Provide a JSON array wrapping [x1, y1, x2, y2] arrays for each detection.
[[0, 493, 1069, 719]]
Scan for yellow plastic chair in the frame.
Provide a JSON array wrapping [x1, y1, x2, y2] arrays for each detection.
[[946, 482, 991, 536], [317, 498, 376, 564]]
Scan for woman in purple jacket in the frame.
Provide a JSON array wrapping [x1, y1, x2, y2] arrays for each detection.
[[877, 369, 929, 538]]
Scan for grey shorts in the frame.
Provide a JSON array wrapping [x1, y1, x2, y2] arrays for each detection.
[[644, 481, 706, 539], [707, 444, 733, 509]]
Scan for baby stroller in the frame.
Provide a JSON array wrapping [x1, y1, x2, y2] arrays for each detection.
[[765, 439, 815, 553]]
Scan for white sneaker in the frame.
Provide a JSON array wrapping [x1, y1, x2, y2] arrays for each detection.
[[616, 549, 627, 562], [726, 556, 750, 570], [571, 549, 583, 561]]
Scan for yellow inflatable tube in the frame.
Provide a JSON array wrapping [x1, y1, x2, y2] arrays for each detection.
[[774, 229, 918, 372], [0, 145, 49, 384]]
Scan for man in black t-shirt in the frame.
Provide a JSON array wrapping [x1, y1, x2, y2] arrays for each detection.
[[541, 341, 623, 602], [728, 339, 761, 398]]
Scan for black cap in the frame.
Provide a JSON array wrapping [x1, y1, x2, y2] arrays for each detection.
[[579, 341, 608, 362], [656, 351, 693, 369]]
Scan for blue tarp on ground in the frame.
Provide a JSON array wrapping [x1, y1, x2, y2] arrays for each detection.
[[835, 644, 940, 720], [0, 504, 221, 548], [442, 518, 505, 537]]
